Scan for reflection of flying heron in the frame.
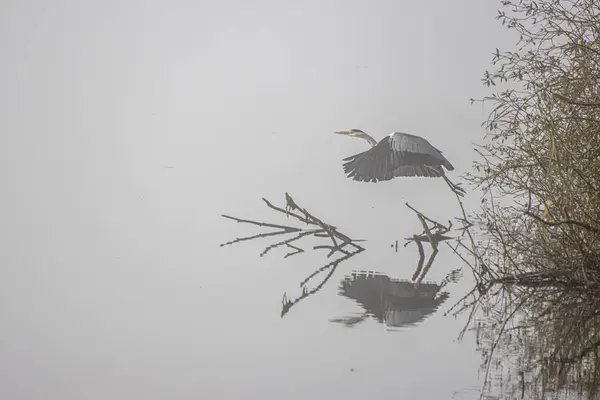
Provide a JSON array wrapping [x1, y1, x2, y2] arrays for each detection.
[[333, 270, 450, 329], [334, 129, 465, 196]]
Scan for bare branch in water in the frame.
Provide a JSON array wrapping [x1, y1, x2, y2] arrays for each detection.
[[403, 202, 452, 283], [221, 192, 366, 317], [220, 214, 302, 248]]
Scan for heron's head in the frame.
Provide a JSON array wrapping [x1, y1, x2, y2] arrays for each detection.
[[334, 129, 377, 147], [334, 129, 366, 137]]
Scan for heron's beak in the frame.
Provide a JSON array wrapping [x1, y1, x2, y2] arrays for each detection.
[[334, 131, 350, 135]]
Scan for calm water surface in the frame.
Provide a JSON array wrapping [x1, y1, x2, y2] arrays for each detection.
[[0, 1, 516, 399]]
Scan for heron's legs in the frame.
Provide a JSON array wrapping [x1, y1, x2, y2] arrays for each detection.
[[443, 175, 466, 197]]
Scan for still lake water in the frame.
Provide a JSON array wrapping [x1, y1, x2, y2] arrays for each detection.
[[0, 1, 517, 399], [214, 195, 484, 399]]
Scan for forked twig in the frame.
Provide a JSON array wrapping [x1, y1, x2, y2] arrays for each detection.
[[404, 202, 453, 282], [221, 192, 366, 317]]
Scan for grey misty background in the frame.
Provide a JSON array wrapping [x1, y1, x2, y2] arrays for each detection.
[[0, 1, 515, 399]]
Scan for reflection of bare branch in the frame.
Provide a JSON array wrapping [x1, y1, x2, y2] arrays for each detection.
[[411, 235, 425, 281], [416, 247, 439, 285], [313, 245, 351, 256], [281, 249, 363, 317], [260, 229, 322, 258], [284, 243, 303, 258]]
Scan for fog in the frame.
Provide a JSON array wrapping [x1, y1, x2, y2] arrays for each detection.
[[0, 1, 514, 399]]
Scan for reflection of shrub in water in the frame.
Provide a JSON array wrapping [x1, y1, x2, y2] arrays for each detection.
[[473, 285, 600, 400]]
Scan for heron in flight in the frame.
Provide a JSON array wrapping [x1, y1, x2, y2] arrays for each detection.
[[334, 129, 465, 196]]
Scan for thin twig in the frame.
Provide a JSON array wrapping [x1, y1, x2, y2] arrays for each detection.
[[220, 230, 298, 247], [524, 211, 600, 233], [221, 214, 301, 232]]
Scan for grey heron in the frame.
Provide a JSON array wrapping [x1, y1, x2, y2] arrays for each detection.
[[334, 129, 465, 196]]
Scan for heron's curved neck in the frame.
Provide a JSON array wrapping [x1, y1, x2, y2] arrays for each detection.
[[359, 132, 378, 147]]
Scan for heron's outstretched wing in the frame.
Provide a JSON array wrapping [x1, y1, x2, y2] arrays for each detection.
[[390, 164, 444, 178], [342, 138, 394, 182], [341, 133, 453, 183], [390, 133, 454, 171]]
